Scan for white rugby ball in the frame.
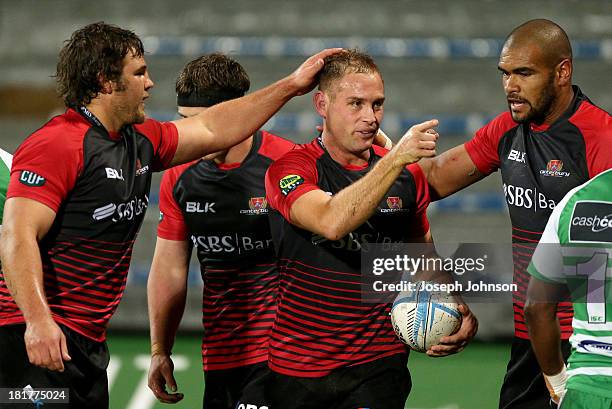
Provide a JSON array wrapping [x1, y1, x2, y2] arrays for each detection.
[[390, 281, 462, 352]]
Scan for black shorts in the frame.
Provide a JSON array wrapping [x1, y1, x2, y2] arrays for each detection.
[[499, 337, 571, 409], [203, 362, 272, 409], [265, 353, 411, 409], [0, 324, 109, 409]]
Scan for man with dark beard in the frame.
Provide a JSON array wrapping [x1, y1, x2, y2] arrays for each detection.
[[418, 19, 612, 409]]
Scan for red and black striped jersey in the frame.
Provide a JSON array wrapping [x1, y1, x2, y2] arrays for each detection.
[[0, 108, 178, 342], [265, 138, 430, 377], [465, 86, 612, 340], [158, 131, 295, 371]]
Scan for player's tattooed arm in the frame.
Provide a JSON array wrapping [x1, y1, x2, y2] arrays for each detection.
[[419, 144, 486, 201]]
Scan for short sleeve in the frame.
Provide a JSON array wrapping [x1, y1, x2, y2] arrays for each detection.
[[528, 202, 565, 284], [265, 150, 320, 223], [258, 131, 297, 161], [8, 132, 82, 212], [157, 165, 188, 241], [407, 163, 431, 238], [134, 119, 179, 172], [464, 112, 517, 175], [569, 101, 612, 178]]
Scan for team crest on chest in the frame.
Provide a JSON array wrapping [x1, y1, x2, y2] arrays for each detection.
[[240, 197, 269, 215], [540, 160, 570, 177], [381, 196, 408, 214]]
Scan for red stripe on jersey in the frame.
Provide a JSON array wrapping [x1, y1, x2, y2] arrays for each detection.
[[281, 295, 376, 318], [512, 226, 544, 235], [512, 242, 537, 251], [511, 234, 540, 243], [284, 268, 362, 293], [281, 258, 362, 277], [0, 238, 133, 341], [200, 263, 278, 370], [279, 277, 363, 303], [511, 237, 573, 339]]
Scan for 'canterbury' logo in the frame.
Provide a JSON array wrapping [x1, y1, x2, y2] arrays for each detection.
[[19, 170, 46, 187]]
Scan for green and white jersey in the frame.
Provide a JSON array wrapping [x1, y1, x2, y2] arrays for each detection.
[[529, 168, 612, 398], [0, 148, 11, 227]]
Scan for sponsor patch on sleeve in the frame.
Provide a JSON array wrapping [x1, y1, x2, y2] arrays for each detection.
[[18, 170, 46, 187], [279, 174, 304, 196]]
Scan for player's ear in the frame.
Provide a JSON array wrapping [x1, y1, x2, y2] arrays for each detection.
[[313, 90, 328, 118], [556, 59, 572, 87], [98, 73, 113, 95]]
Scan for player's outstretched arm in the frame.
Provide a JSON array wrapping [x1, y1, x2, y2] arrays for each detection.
[[170, 48, 342, 166], [418, 144, 486, 201], [289, 120, 438, 241], [147, 237, 190, 404], [0, 197, 71, 372]]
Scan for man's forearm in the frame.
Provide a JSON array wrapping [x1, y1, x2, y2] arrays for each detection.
[[525, 303, 565, 375], [291, 120, 438, 240], [1, 230, 52, 323], [148, 275, 187, 355], [419, 145, 485, 201], [195, 77, 295, 154], [315, 153, 405, 240]]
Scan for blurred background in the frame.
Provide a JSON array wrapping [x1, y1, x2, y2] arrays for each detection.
[[1, 1, 610, 407]]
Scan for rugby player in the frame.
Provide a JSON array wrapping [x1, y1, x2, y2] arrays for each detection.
[[525, 168, 612, 408], [147, 53, 395, 409], [146, 53, 295, 408], [418, 19, 612, 408], [0, 21, 338, 408], [264, 49, 478, 409]]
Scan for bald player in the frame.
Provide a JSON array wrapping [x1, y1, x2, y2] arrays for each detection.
[[418, 19, 612, 409]]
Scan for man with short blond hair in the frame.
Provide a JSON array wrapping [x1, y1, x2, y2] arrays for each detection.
[[264, 49, 477, 408]]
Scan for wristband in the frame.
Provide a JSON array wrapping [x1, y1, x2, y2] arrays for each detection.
[[544, 365, 567, 403]]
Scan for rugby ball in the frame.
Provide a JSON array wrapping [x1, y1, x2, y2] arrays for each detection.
[[390, 281, 462, 352]]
